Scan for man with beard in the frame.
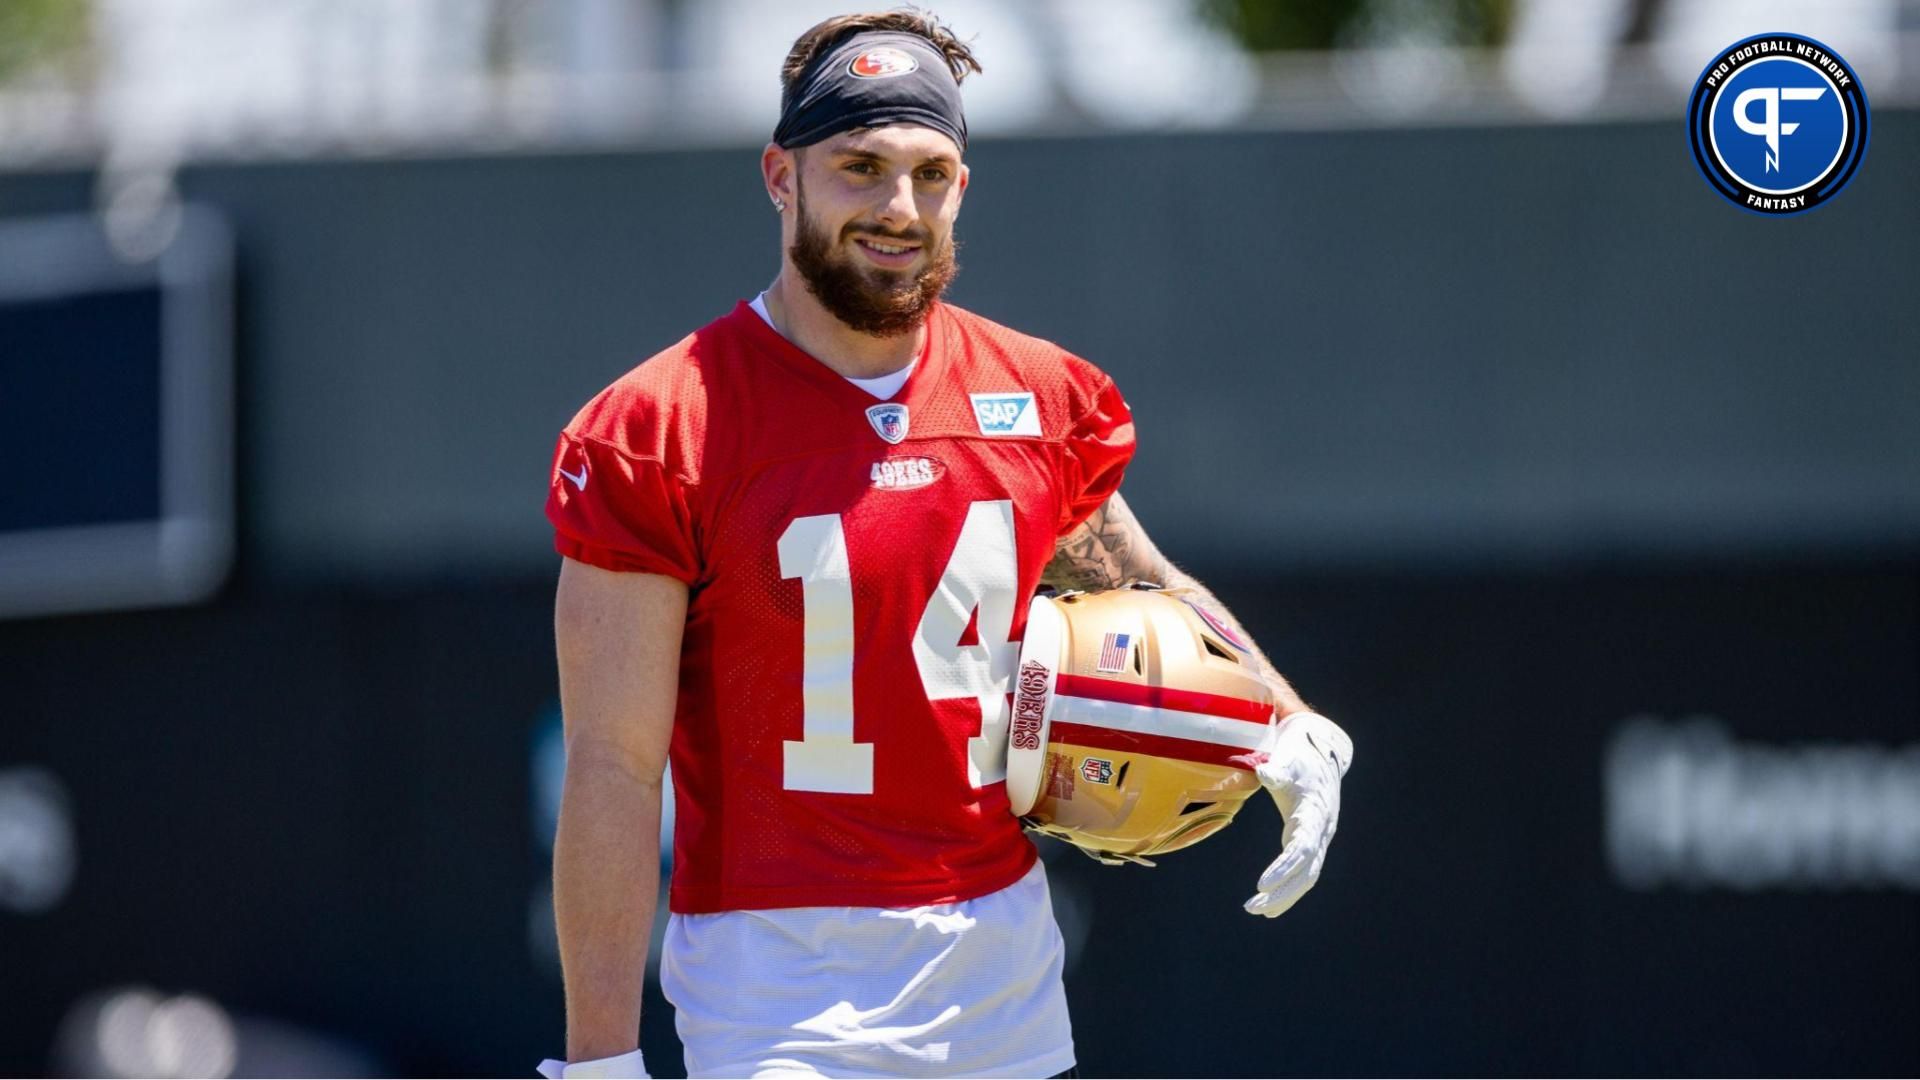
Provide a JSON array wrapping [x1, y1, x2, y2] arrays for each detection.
[[539, 10, 1352, 1079]]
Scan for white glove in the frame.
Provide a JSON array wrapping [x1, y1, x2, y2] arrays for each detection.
[[537, 1048, 648, 1079], [1245, 710, 1353, 918]]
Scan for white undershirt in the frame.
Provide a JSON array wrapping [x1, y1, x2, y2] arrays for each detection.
[[751, 292, 917, 400]]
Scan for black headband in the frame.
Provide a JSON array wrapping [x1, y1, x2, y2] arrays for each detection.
[[773, 31, 967, 153]]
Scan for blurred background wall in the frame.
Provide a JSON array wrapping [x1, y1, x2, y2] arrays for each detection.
[[1, 0, 1916, 1076]]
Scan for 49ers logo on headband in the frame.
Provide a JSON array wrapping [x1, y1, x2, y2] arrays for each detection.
[[848, 47, 918, 79]]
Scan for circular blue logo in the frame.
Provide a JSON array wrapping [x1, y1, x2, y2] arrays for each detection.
[[1687, 33, 1869, 215]]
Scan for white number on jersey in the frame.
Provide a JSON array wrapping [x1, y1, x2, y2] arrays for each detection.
[[777, 500, 1019, 794], [913, 500, 1019, 787], [777, 514, 873, 794]]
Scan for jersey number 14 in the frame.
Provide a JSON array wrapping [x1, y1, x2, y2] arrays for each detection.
[[776, 500, 1019, 795]]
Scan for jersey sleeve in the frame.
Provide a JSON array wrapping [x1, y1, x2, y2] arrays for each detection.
[[1058, 374, 1135, 536], [545, 430, 701, 582]]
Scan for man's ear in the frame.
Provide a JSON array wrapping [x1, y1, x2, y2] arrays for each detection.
[[762, 143, 798, 208]]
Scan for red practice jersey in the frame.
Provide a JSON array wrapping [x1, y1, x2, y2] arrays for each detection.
[[546, 301, 1134, 913]]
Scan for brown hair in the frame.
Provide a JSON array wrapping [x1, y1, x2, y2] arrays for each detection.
[[780, 7, 982, 112]]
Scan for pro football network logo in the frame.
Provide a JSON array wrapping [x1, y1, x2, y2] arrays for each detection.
[[1687, 33, 1869, 215], [849, 47, 917, 80]]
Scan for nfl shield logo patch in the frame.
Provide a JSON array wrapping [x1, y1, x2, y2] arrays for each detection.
[[1080, 757, 1115, 785], [865, 403, 910, 444]]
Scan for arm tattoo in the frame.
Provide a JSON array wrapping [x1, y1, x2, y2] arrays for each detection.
[[1041, 492, 1170, 592], [1041, 492, 1311, 715]]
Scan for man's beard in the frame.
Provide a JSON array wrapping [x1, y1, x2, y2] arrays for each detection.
[[789, 180, 959, 338]]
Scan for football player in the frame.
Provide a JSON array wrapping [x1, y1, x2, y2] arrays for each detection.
[[539, 10, 1352, 1078]]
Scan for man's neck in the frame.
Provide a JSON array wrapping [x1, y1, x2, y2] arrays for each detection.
[[762, 271, 927, 379]]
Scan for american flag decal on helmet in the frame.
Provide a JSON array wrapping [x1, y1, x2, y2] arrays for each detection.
[[1096, 632, 1132, 673]]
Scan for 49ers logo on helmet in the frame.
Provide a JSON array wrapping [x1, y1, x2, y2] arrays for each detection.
[[848, 47, 918, 79], [1184, 598, 1253, 653], [1013, 660, 1050, 750]]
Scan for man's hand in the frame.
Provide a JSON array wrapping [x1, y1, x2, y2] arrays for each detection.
[[1245, 711, 1353, 918], [1040, 491, 1347, 914]]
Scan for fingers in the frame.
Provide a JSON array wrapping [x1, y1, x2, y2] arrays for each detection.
[[1244, 865, 1316, 917], [1245, 842, 1327, 917], [1256, 841, 1306, 894], [1270, 798, 1327, 873], [1246, 799, 1333, 917], [1244, 717, 1348, 920], [1246, 831, 1317, 916]]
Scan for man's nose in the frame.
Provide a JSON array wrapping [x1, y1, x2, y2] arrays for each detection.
[[872, 174, 917, 231]]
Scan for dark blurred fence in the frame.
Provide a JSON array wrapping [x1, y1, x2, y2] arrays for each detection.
[[2, 115, 1917, 1075]]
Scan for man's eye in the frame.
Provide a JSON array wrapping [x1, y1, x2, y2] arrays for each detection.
[[919, 169, 948, 182], [846, 162, 876, 175]]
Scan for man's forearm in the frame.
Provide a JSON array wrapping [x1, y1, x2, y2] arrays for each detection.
[[552, 753, 663, 1063], [1159, 565, 1309, 716], [1043, 493, 1309, 716]]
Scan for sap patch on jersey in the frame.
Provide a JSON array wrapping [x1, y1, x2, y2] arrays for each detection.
[[969, 392, 1040, 436]]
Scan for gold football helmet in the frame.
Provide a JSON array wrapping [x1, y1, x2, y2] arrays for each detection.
[[1007, 585, 1277, 865]]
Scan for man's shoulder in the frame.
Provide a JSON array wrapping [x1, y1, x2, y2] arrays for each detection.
[[942, 303, 1066, 359], [939, 304, 1120, 427], [561, 304, 752, 480]]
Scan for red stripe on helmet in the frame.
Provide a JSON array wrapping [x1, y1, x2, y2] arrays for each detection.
[[1048, 721, 1264, 771], [1055, 674, 1272, 725]]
